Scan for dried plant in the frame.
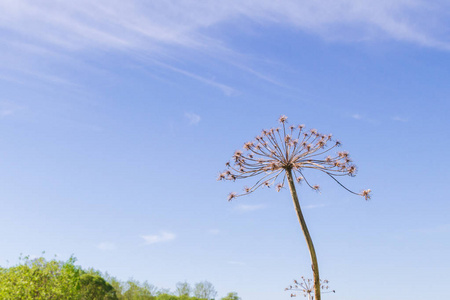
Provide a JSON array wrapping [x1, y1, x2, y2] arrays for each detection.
[[285, 277, 335, 300], [218, 116, 370, 300]]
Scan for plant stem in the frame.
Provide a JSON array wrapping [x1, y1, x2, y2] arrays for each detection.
[[285, 169, 321, 300]]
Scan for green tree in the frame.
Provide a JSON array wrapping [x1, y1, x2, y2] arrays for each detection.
[[1, 256, 233, 300], [79, 273, 118, 299], [122, 279, 156, 299], [220, 292, 240, 300], [175, 281, 191, 297], [155, 294, 178, 300], [0, 256, 81, 299], [0, 256, 121, 300], [193, 281, 217, 300], [219, 116, 370, 300], [106, 275, 126, 298]]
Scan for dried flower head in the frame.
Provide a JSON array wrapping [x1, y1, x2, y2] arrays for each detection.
[[279, 115, 288, 123], [285, 278, 335, 298], [361, 189, 371, 200], [228, 192, 237, 201], [219, 116, 370, 201]]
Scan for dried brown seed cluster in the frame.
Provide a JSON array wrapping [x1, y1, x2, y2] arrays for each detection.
[[285, 277, 335, 298], [219, 115, 371, 201]]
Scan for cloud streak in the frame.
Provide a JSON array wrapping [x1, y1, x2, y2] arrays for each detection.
[[352, 114, 363, 120], [141, 231, 176, 245], [350, 112, 378, 124], [227, 260, 245, 266], [208, 229, 220, 235], [185, 112, 201, 125], [0, 101, 25, 118], [1, 1, 450, 94], [418, 224, 450, 234], [97, 242, 116, 251], [303, 203, 327, 210], [157, 62, 236, 95], [1, 0, 449, 52], [392, 116, 409, 122]]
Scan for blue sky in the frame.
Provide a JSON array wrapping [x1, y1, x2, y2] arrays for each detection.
[[1, 1, 450, 299]]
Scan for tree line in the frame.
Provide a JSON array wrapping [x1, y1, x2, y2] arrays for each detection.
[[0, 255, 241, 300]]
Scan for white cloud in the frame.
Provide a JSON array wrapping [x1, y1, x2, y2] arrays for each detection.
[[141, 231, 176, 245], [185, 112, 201, 125], [1, 1, 450, 93], [392, 116, 408, 122], [156, 62, 236, 96], [97, 242, 116, 251], [418, 224, 450, 234], [0, 0, 448, 52], [303, 203, 327, 209], [0, 101, 25, 118], [227, 260, 245, 265], [0, 109, 14, 117], [235, 203, 267, 212], [350, 113, 378, 124], [208, 229, 220, 235], [352, 113, 363, 120]]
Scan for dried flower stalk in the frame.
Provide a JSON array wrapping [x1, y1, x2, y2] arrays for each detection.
[[219, 116, 370, 300]]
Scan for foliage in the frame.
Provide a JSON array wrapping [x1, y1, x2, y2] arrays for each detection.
[[220, 292, 241, 300], [79, 273, 117, 299], [0, 255, 115, 299], [193, 281, 217, 299], [120, 279, 156, 299], [0, 256, 236, 300], [175, 281, 191, 297]]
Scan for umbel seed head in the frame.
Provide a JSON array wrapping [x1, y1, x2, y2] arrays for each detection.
[[219, 116, 371, 201], [286, 278, 334, 298]]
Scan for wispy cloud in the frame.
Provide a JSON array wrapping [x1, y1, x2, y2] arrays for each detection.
[[0, 101, 25, 118], [350, 113, 378, 124], [227, 260, 246, 266], [1, 0, 449, 52], [97, 242, 116, 251], [392, 116, 408, 122], [153, 61, 236, 96], [1, 0, 449, 93], [303, 203, 327, 210], [0, 109, 14, 117], [418, 224, 450, 234], [141, 231, 176, 245], [352, 113, 363, 120], [185, 112, 201, 125], [208, 229, 220, 235], [234, 203, 267, 212]]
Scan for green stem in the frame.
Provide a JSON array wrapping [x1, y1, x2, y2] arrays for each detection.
[[285, 169, 321, 300]]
